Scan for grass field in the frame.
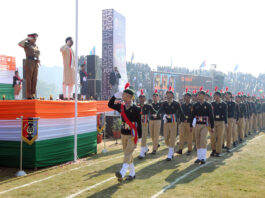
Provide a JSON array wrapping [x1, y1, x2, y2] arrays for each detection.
[[0, 132, 265, 198]]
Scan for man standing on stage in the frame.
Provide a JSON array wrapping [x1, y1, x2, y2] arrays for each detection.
[[108, 83, 141, 181], [149, 90, 162, 155], [80, 64, 88, 100], [211, 91, 227, 157], [137, 89, 157, 159], [225, 92, 235, 152], [18, 33, 40, 99], [60, 37, 75, 100], [177, 91, 193, 155], [157, 87, 184, 161], [109, 67, 121, 96], [191, 90, 214, 164]]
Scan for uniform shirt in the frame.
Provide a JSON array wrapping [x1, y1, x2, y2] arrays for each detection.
[[262, 103, 265, 113], [80, 70, 88, 85], [257, 103, 262, 114], [24, 42, 40, 60], [226, 100, 236, 118], [238, 103, 247, 118], [191, 101, 214, 128], [139, 103, 156, 123], [211, 101, 228, 124], [108, 96, 142, 138], [234, 103, 240, 121], [150, 102, 162, 120], [181, 103, 193, 123], [245, 102, 250, 118], [251, 102, 257, 114], [157, 100, 184, 122]]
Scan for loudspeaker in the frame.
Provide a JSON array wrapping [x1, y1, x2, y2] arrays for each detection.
[[86, 55, 102, 80], [87, 79, 102, 100]]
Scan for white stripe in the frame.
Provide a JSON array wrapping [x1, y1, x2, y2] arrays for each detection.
[[0, 155, 123, 195], [0, 116, 96, 141], [151, 134, 264, 198], [65, 156, 164, 198]]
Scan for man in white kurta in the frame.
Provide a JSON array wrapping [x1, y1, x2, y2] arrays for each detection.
[[60, 37, 75, 100]]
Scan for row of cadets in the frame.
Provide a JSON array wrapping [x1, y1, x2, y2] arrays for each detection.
[[108, 83, 142, 182]]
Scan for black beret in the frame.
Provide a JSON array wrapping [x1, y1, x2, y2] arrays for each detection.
[[123, 88, 135, 96], [214, 91, 221, 96], [65, 37, 73, 43]]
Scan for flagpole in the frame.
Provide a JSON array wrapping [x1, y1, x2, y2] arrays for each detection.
[[74, 0, 79, 162]]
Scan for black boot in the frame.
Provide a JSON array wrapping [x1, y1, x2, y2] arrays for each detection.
[[151, 150, 156, 155], [210, 150, 216, 157], [194, 159, 201, 164], [176, 149, 182, 154], [215, 153, 221, 157], [125, 175, 136, 181]]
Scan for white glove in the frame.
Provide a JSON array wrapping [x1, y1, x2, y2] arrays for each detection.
[[114, 92, 122, 99], [163, 114, 167, 123], [192, 118, 197, 128]]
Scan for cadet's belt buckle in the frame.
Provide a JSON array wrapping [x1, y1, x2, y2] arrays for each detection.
[[125, 123, 130, 130], [216, 115, 220, 118], [167, 115, 171, 119], [185, 116, 188, 119], [198, 117, 203, 122]]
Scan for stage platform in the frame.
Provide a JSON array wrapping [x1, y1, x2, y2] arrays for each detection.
[[0, 100, 113, 168]]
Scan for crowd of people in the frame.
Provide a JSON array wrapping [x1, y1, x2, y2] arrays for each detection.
[[108, 82, 265, 182]]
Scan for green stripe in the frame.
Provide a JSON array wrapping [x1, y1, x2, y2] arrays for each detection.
[[0, 131, 97, 168], [0, 83, 14, 100]]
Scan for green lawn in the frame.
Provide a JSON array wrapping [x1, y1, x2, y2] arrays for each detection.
[[0, 132, 264, 198]]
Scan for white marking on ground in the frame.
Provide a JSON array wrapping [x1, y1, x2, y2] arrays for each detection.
[[151, 134, 264, 198]]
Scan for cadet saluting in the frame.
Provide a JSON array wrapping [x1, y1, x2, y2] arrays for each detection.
[[18, 33, 40, 99], [190, 90, 214, 164], [108, 83, 142, 182]]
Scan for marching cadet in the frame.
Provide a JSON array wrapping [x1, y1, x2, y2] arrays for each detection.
[[225, 91, 236, 152], [252, 96, 258, 132], [247, 95, 254, 134], [242, 95, 250, 137], [138, 89, 157, 159], [236, 95, 246, 143], [233, 96, 240, 147], [108, 83, 142, 181], [157, 87, 184, 161], [18, 33, 40, 99], [257, 98, 263, 131], [191, 90, 214, 164], [177, 90, 193, 155], [210, 91, 227, 157], [149, 90, 162, 155]]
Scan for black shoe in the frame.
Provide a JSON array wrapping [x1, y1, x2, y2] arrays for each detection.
[[125, 175, 136, 181], [194, 159, 201, 164], [210, 150, 216, 157], [239, 138, 243, 143], [166, 155, 173, 161], [227, 148, 231, 153], [233, 142, 237, 147], [151, 150, 156, 155], [215, 153, 221, 157], [186, 151, 192, 155], [193, 146, 197, 151], [158, 144, 160, 148], [176, 149, 182, 154], [138, 155, 144, 160], [245, 134, 248, 138], [115, 172, 123, 182], [222, 145, 225, 149], [248, 132, 251, 135], [200, 159, 206, 164]]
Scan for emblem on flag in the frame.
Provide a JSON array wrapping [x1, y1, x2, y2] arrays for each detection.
[[22, 118, 38, 145]]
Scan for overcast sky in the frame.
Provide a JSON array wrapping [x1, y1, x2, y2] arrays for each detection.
[[0, 0, 264, 76]]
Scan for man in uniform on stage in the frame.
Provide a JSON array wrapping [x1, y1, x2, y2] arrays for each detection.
[[157, 87, 184, 161], [225, 91, 235, 152], [138, 89, 157, 159], [60, 37, 75, 100], [191, 90, 214, 164], [210, 91, 227, 157], [149, 90, 162, 155], [108, 83, 142, 181], [18, 33, 40, 99], [177, 91, 193, 155]]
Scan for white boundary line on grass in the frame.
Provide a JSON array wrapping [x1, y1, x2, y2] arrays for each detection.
[[151, 134, 264, 198], [65, 156, 165, 198], [0, 155, 123, 195]]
